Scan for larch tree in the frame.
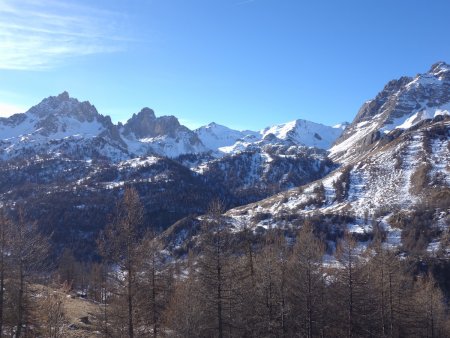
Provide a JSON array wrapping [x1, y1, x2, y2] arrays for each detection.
[[8, 207, 50, 338], [0, 209, 11, 338], [98, 187, 144, 338], [196, 200, 235, 338], [335, 231, 366, 338], [163, 251, 203, 338], [135, 231, 168, 338], [253, 231, 289, 337], [287, 220, 326, 338]]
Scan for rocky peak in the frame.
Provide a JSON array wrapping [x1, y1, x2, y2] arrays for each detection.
[[136, 107, 156, 120], [206, 122, 219, 128], [429, 61, 450, 76], [122, 108, 190, 139], [351, 62, 449, 127], [57, 91, 70, 101], [353, 76, 413, 125], [26, 91, 100, 123], [331, 61, 450, 163]]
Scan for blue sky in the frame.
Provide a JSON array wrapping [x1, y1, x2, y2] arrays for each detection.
[[0, 0, 449, 130]]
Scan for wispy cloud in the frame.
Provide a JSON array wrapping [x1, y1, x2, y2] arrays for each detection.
[[0, 0, 127, 70]]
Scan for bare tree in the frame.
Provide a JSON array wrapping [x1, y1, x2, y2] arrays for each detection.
[[410, 274, 448, 338], [37, 289, 67, 338], [98, 187, 144, 338], [9, 207, 50, 338], [196, 200, 235, 338], [163, 251, 203, 338], [135, 231, 168, 338], [0, 209, 11, 338], [253, 231, 289, 337], [335, 231, 364, 338], [288, 220, 325, 338]]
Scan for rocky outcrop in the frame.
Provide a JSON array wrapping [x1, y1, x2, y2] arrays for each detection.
[[331, 62, 450, 163], [123, 107, 194, 139]]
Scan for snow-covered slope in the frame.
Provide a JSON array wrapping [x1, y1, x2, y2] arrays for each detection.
[[193, 144, 334, 198], [160, 62, 450, 257], [194, 122, 258, 150], [195, 119, 346, 155], [0, 92, 128, 161], [219, 116, 449, 250], [121, 108, 207, 157], [331, 62, 450, 163], [260, 119, 345, 149], [1, 92, 342, 161], [0, 93, 209, 160]]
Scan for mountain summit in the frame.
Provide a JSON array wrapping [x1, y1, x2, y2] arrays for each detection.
[[1, 93, 345, 160], [27, 91, 101, 122], [331, 62, 450, 163]]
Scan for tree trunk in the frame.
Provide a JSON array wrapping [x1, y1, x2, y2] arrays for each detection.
[[128, 261, 134, 338], [15, 262, 24, 338], [380, 264, 385, 337], [217, 249, 223, 338], [307, 267, 313, 338], [389, 273, 394, 338], [152, 261, 157, 338], [348, 257, 353, 338]]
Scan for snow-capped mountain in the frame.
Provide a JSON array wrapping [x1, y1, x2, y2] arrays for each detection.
[[0, 92, 344, 161], [194, 122, 257, 150], [260, 119, 345, 149], [0, 92, 341, 258], [121, 107, 207, 158], [0, 91, 128, 161], [160, 63, 450, 258], [226, 115, 449, 221], [1, 62, 448, 261], [331, 61, 450, 163], [162, 114, 450, 257], [195, 119, 346, 155]]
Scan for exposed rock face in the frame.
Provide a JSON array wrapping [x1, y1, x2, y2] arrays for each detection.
[[27, 91, 100, 122], [123, 107, 193, 139], [122, 108, 157, 138], [120, 107, 205, 156], [0, 91, 128, 160], [0, 93, 209, 160], [0, 62, 449, 262], [24, 91, 120, 138], [331, 62, 450, 163], [162, 115, 450, 258], [0, 113, 27, 127]]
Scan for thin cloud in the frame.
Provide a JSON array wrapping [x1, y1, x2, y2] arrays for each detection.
[[0, 0, 127, 70]]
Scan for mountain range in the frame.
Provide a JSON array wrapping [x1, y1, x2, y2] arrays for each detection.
[[0, 91, 346, 161], [0, 62, 449, 260]]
